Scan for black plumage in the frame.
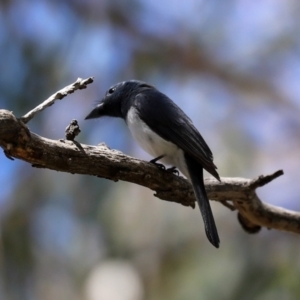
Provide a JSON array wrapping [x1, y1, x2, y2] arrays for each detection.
[[86, 80, 221, 248]]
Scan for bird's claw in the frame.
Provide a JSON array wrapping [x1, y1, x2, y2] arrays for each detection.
[[166, 166, 179, 176], [150, 155, 166, 171], [151, 161, 166, 170], [149, 157, 179, 175]]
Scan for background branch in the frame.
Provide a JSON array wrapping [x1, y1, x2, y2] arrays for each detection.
[[20, 77, 94, 124]]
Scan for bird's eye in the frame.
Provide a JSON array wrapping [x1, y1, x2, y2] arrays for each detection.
[[108, 87, 115, 94]]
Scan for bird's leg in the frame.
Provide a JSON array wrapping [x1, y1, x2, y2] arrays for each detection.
[[150, 155, 166, 170], [166, 166, 179, 176]]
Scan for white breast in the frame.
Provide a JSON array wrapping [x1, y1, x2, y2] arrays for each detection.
[[126, 107, 188, 177]]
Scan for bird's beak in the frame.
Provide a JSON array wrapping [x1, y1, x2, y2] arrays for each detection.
[[85, 103, 104, 120]]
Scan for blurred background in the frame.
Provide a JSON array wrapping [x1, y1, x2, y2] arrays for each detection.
[[0, 0, 300, 299]]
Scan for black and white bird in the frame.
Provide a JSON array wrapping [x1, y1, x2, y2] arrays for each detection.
[[85, 80, 221, 248]]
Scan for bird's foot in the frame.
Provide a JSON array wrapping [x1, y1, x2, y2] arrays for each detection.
[[150, 155, 166, 170], [166, 166, 179, 176]]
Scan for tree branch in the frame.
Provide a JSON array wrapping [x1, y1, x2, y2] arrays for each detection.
[[0, 79, 299, 236], [20, 77, 94, 124]]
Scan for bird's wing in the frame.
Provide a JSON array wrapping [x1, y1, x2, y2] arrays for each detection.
[[134, 91, 220, 180]]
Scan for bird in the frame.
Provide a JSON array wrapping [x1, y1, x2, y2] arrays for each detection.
[[85, 80, 221, 248]]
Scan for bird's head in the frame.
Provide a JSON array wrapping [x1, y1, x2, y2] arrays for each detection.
[[85, 80, 153, 120]]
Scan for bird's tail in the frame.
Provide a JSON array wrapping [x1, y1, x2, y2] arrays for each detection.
[[185, 154, 220, 248]]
